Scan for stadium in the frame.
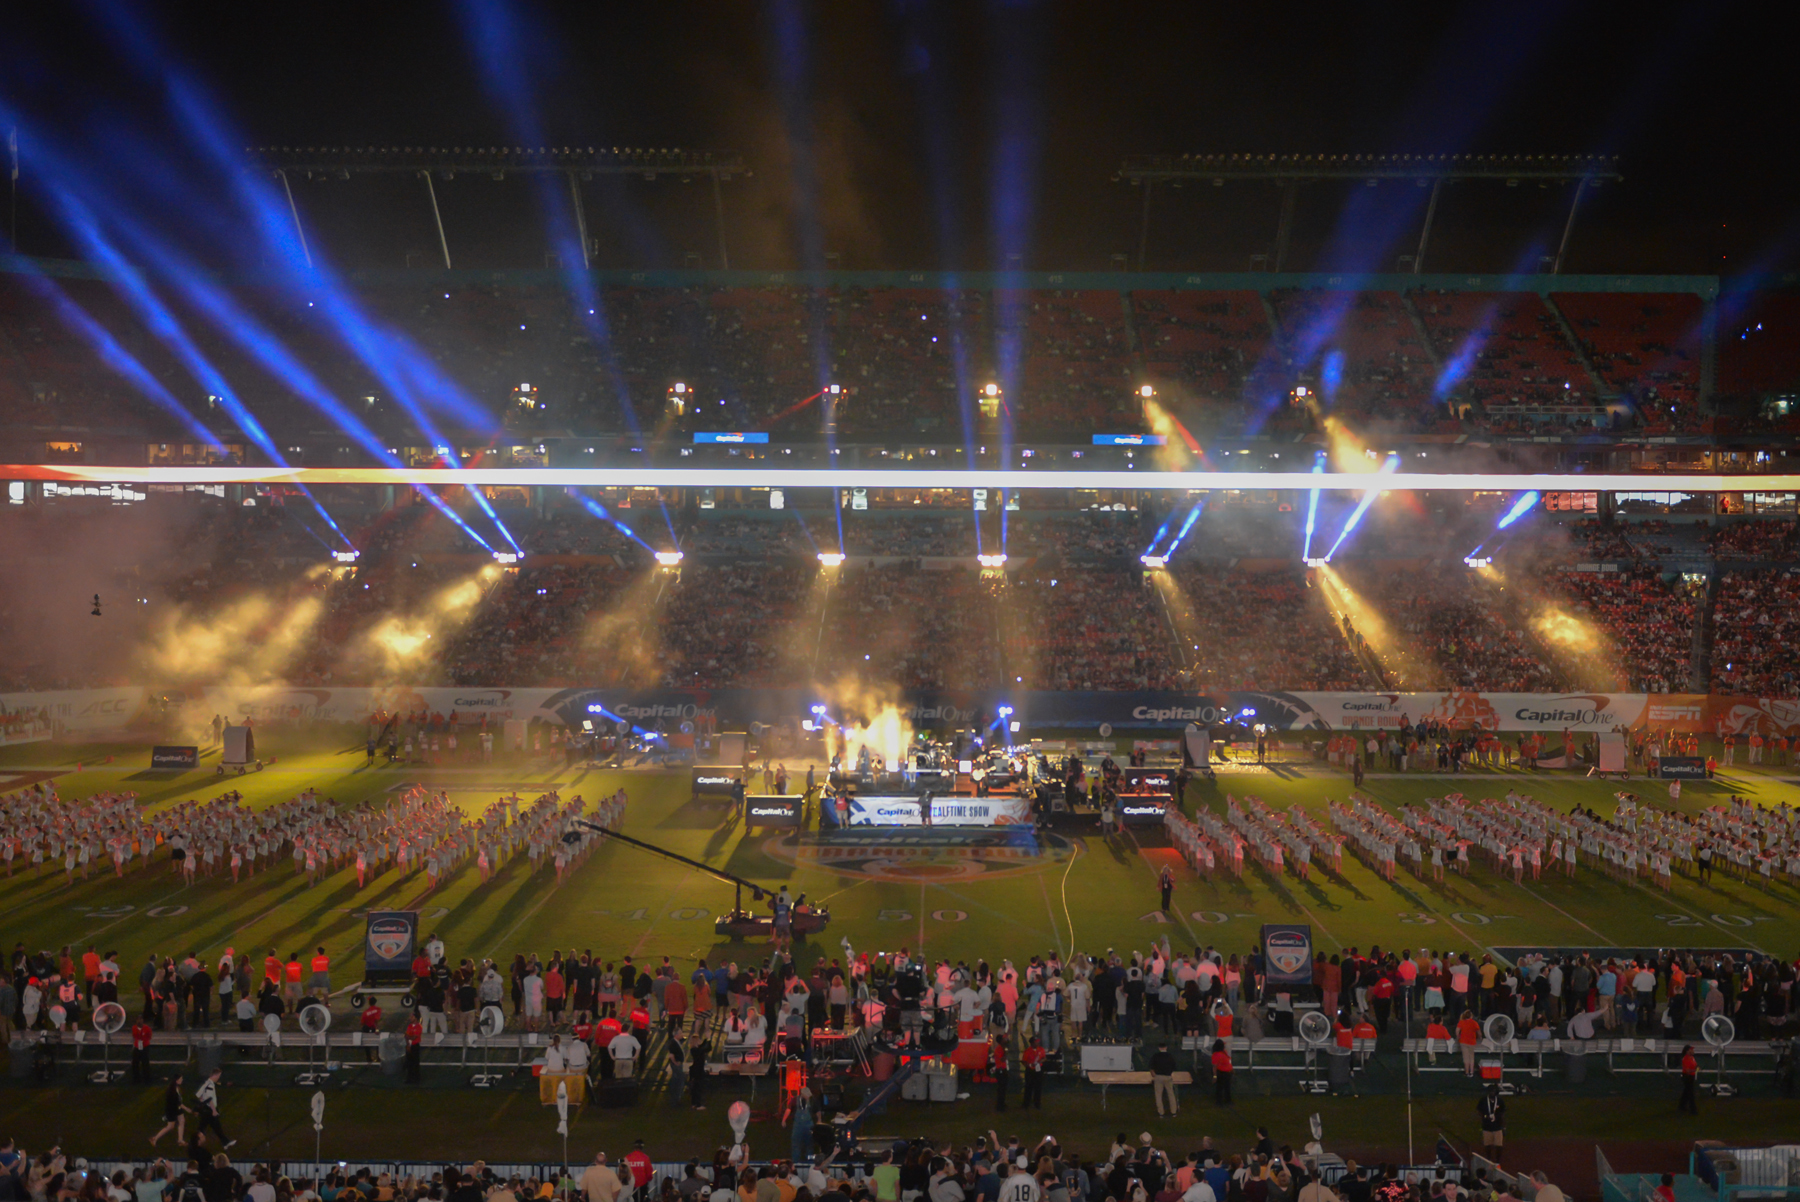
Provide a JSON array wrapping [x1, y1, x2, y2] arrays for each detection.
[[1, 6, 1799, 1202]]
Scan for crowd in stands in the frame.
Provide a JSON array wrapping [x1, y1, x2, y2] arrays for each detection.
[[1348, 568, 1567, 693], [1009, 571, 1180, 691], [7, 270, 1784, 441], [1167, 569, 1373, 692], [1710, 519, 1799, 561], [1710, 570, 1800, 698], [814, 565, 1001, 692], [1546, 568, 1699, 694], [658, 564, 815, 689]]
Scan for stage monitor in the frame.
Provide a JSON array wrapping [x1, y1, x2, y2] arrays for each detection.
[[744, 794, 803, 829], [151, 745, 198, 770]]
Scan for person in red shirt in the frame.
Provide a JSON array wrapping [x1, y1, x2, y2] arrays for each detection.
[[263, 949, 283, 988], [361, 999, 384, 1062], [1655, 1174, 1677, 1202], [595, 1015, 623, 1079], [1457, 1010, 1481, 1076], [310, 948, 331, 999], [130, 1016, 155, 1084], [283, 954, 304, 1009], [630, 1003, 650, 1040], [405, 1012, 423, 1083], [81, 945, 102, 1005], [1020, 1036, 1046, 1109], [1679, 1044, 1698, 1113], [1211, 1038, 1233, 1105], [625, 1140, 653, 1194], [662, 977, 688, 1035]]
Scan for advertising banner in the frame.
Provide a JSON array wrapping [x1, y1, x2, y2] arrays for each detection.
[[362, 910, 418, 986], [1121, 767, 1174, 793], [1658, 756, 1708, 780], [11, 684, 1800, 740], [1261, 924, 1314, 987], [691, 767, 742, 797], [846, 795, 1033, 827], [150, 746, 199, 770], [1118, 798, 1169, 826], [744, 794, 802, 829]]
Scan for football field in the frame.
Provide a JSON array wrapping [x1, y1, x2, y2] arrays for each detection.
[[4, 733, 1797, 980]]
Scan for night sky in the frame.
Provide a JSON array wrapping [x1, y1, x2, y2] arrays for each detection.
[[3, 1, 1793, 277]]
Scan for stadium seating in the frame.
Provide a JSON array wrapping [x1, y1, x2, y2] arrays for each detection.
[[1552, 292, 1704, 432], [1410, 290, 1603, 431], [1710, 569, 1800, 698]]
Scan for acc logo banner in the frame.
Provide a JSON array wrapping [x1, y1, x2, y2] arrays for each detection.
[[1262, 924, 1314, 985]]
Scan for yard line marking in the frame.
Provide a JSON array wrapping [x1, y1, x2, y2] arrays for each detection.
[[1514, 881, 1616, 945], [1626, 879, 1770, 955], [1296, 903, 1343, 951], [1039, 874, 1064, 959]]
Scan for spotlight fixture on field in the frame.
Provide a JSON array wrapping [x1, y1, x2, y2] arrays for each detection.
[[654, 550, 685, 567], [1303, 557, 1328, 568], [1463, 555, 1493, 568], [817, 551, 846, 567], [1139, 554, 1168, 569], [976, 553, 1008, 568], [331, 550, 360, 564], [979, 383, 1002, 418], [492, 551, 520, 565], [667, 382, 688, 416], [1138, 384, 1155, 398]]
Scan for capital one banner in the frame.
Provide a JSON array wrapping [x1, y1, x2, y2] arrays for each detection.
[[13, 684, 1800, 738]]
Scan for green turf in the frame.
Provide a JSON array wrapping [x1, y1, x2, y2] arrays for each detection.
[[5, 733, 1799, 1163], [4, 734, 1796, 986]]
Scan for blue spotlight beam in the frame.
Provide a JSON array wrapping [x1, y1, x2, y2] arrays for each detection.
[[1497, 490, 1540, 530], [1301, 457, 1325, 560], [1163, 500, 1206, 559], [1323, 455, 1400, 561], [569, 492, 658, 556]]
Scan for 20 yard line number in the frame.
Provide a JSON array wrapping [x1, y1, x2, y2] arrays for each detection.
[[1656, 913, 1773, 928]]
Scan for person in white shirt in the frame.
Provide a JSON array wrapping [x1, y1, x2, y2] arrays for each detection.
[[930, 1167, 967, 1202], [1002, 1157, 1041, 1202], [544, 1035, 566, 1074], [566, 1037, 591, 1075], [608, 1030, 642, 1076], [1181, 1178, 1217, 1202]]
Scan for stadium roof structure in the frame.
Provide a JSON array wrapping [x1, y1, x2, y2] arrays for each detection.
[[1117, 152, 1623, 274], [249, 145, 748, 270]]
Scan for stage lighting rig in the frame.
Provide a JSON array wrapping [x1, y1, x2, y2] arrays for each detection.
[[817, 552, 845, 567], [492, 551, 520, 565], [976, 553, 1008, 568], [1139, 554, 1168, 569], [654, 550, 685, 567]]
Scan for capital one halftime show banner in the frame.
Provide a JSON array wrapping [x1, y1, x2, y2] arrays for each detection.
[[8, 685, 1800, 739]]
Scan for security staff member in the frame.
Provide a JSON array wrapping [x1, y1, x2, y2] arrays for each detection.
[[404, 1010, 424, 1083]]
